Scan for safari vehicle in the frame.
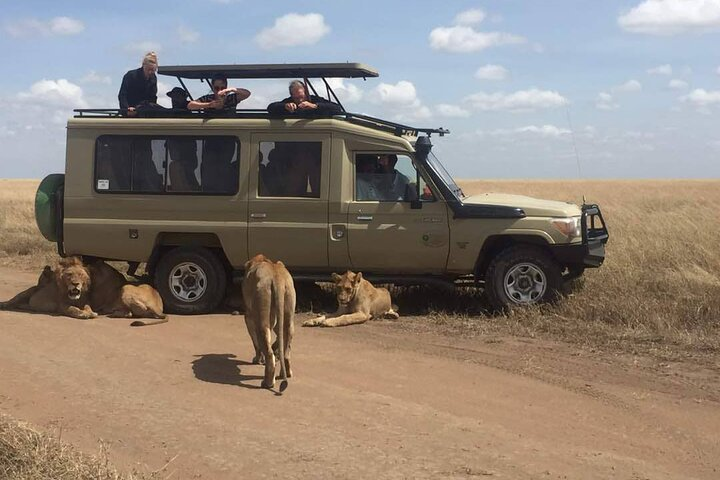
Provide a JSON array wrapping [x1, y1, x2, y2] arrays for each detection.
[[35, 62, 608, 314]]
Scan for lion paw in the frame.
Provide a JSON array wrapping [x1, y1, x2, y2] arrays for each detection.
[[302, 316, 326, 327]]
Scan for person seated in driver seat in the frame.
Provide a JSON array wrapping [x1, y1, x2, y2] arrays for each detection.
[[355, 155, 380, 201], [376, 154, 412, 201]]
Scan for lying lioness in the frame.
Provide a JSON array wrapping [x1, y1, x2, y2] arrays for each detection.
[[302, 270, 399, 327], [242, 254, 295, 391], [1, 257, 166, 325]]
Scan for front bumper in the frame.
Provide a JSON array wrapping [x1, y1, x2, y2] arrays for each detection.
[[550, 204, 609, 269]]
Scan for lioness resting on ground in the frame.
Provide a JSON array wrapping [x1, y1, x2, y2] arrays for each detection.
[[242, 254, 295, 391], [1, 257, 166, 325], [302, 270, 399, 327]]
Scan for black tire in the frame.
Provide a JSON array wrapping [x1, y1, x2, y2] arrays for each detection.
[[154, 247, 227, 314], [484, 245, 562, 310]]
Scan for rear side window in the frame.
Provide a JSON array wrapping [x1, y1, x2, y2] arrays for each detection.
[[94, 135, 240, 194], [258, 141, 322, 198]]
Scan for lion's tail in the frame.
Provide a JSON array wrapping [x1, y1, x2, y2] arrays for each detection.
[[130, 315, 169, 327], [271, 277, 289, 393]]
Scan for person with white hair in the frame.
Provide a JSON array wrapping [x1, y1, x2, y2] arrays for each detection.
[[267, 79, 342, 116], [118, 51, 159, 117]]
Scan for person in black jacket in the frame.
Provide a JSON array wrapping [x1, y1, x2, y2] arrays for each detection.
[[118, 52, 158, 117], [267, 80, 342, 116]]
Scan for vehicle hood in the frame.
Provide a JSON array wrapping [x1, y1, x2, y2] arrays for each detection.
[[463, 193, 581, 217]]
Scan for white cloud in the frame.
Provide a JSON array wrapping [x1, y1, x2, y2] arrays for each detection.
[[80, 70, 111, 85], [618, 0, 720, 35], [668, 79, 688, 90], [17, 79, 88, 109], [435, 104, 470, 117], [234, 81, 288, 110], [614, 79, 643, 93], [475, 64, 508, 81], [255, 13, 330, 50], [326, 78, 363, 104], [125, 41, 162, 55], [155, 81, 173, 109], [647, 64, 672, 75], [454, 8, 486, 26], [429, 25, 525, 53], [464, 88, 568, 112], [369, 81, 420, 107], [716, 66, 720, 75], [596, 92, 619, 110], [681, 88, 720, 107], [177, 25, 200, 43], [4, 16, 84, 37], [49, 17, 84, 35], [368, 80, 432, 122]]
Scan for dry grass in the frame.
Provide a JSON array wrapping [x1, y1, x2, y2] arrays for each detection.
[[0, 180, 56, 269], [1, 179, 719, 361], [0, 414, 157, 480], [391, 179, 720, 362]]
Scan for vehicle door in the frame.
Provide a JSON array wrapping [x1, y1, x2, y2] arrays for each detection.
[[247, 134, 330, 269], [346, 153, 450, 273]]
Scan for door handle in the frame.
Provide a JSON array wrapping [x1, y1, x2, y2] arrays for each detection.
[[250, 213, 267, 219], [356, 215, 373, 222]]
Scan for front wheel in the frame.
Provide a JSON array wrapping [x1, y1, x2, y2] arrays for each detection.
[[484, 245, 562, 310], [154, 247, 227, 314]]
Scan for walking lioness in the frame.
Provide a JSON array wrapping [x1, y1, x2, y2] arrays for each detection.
[[302, 270, 399, 327], [242, 254, 295, 391]]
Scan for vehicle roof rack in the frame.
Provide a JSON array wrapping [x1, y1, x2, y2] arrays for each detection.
[[71, 109, 450, 138], [158, 62, 379, 80]]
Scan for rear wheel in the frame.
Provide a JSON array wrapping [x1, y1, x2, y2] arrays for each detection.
[[484, 245, 562, 310], [154, 247, 227, 314]]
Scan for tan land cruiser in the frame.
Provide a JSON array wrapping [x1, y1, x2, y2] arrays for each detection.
[[34, 62, 608, 314]]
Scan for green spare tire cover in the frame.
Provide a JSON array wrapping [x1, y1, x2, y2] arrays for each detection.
[[35, 174, 65, 242]]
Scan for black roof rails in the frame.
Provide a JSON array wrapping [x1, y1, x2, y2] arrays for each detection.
[[71, 109, 450, 138]]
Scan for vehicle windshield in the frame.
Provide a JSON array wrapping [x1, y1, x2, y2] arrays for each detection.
[[426, 152, 465, 200]]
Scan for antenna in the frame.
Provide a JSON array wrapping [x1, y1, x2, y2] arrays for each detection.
[[565, 104, 583, 179]]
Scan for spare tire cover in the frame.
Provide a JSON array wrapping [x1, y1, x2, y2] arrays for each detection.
[[35, 174, 65, 242]]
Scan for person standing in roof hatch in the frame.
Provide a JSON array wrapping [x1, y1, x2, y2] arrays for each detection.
[[267, 80, 342, 116], [188, 73, 251, 111], [118, 51, 159, 117]]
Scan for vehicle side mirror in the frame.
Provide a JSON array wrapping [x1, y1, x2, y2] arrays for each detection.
[[410, 199, 422, 210]]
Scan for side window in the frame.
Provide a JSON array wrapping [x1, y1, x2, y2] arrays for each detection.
[[354, 153, 435, 202], [258, 141, 321, 198], [95, 135, 239, 194]]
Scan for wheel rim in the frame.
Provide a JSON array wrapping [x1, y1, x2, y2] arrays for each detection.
[[503, 262, 547, 305], [168, 262, 207, 303]]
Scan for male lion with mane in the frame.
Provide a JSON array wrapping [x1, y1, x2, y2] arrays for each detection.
[[0, 257, 97, 319], [302, 270, 399, 327], [1, 257, 166, 325], [242, 254, 295, 392]]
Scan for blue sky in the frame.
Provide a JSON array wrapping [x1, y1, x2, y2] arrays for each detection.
[[1, 0, 719, 179]]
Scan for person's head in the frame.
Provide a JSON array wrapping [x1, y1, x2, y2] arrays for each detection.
[[211, 74, 228, 94], [357, 156, 377, 174], [142, 52, 158, 77], [166, 87, 189, 109], [377, 154, 398, 173], [288, 80, 307, 103]]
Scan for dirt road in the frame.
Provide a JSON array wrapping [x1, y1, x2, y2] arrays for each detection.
[[1, 269, 719, 479]]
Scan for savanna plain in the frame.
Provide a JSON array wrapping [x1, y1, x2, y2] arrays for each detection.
[[0, 178, 719, 479]]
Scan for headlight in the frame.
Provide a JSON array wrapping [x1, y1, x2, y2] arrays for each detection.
[[551, 217, 581, 241]]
